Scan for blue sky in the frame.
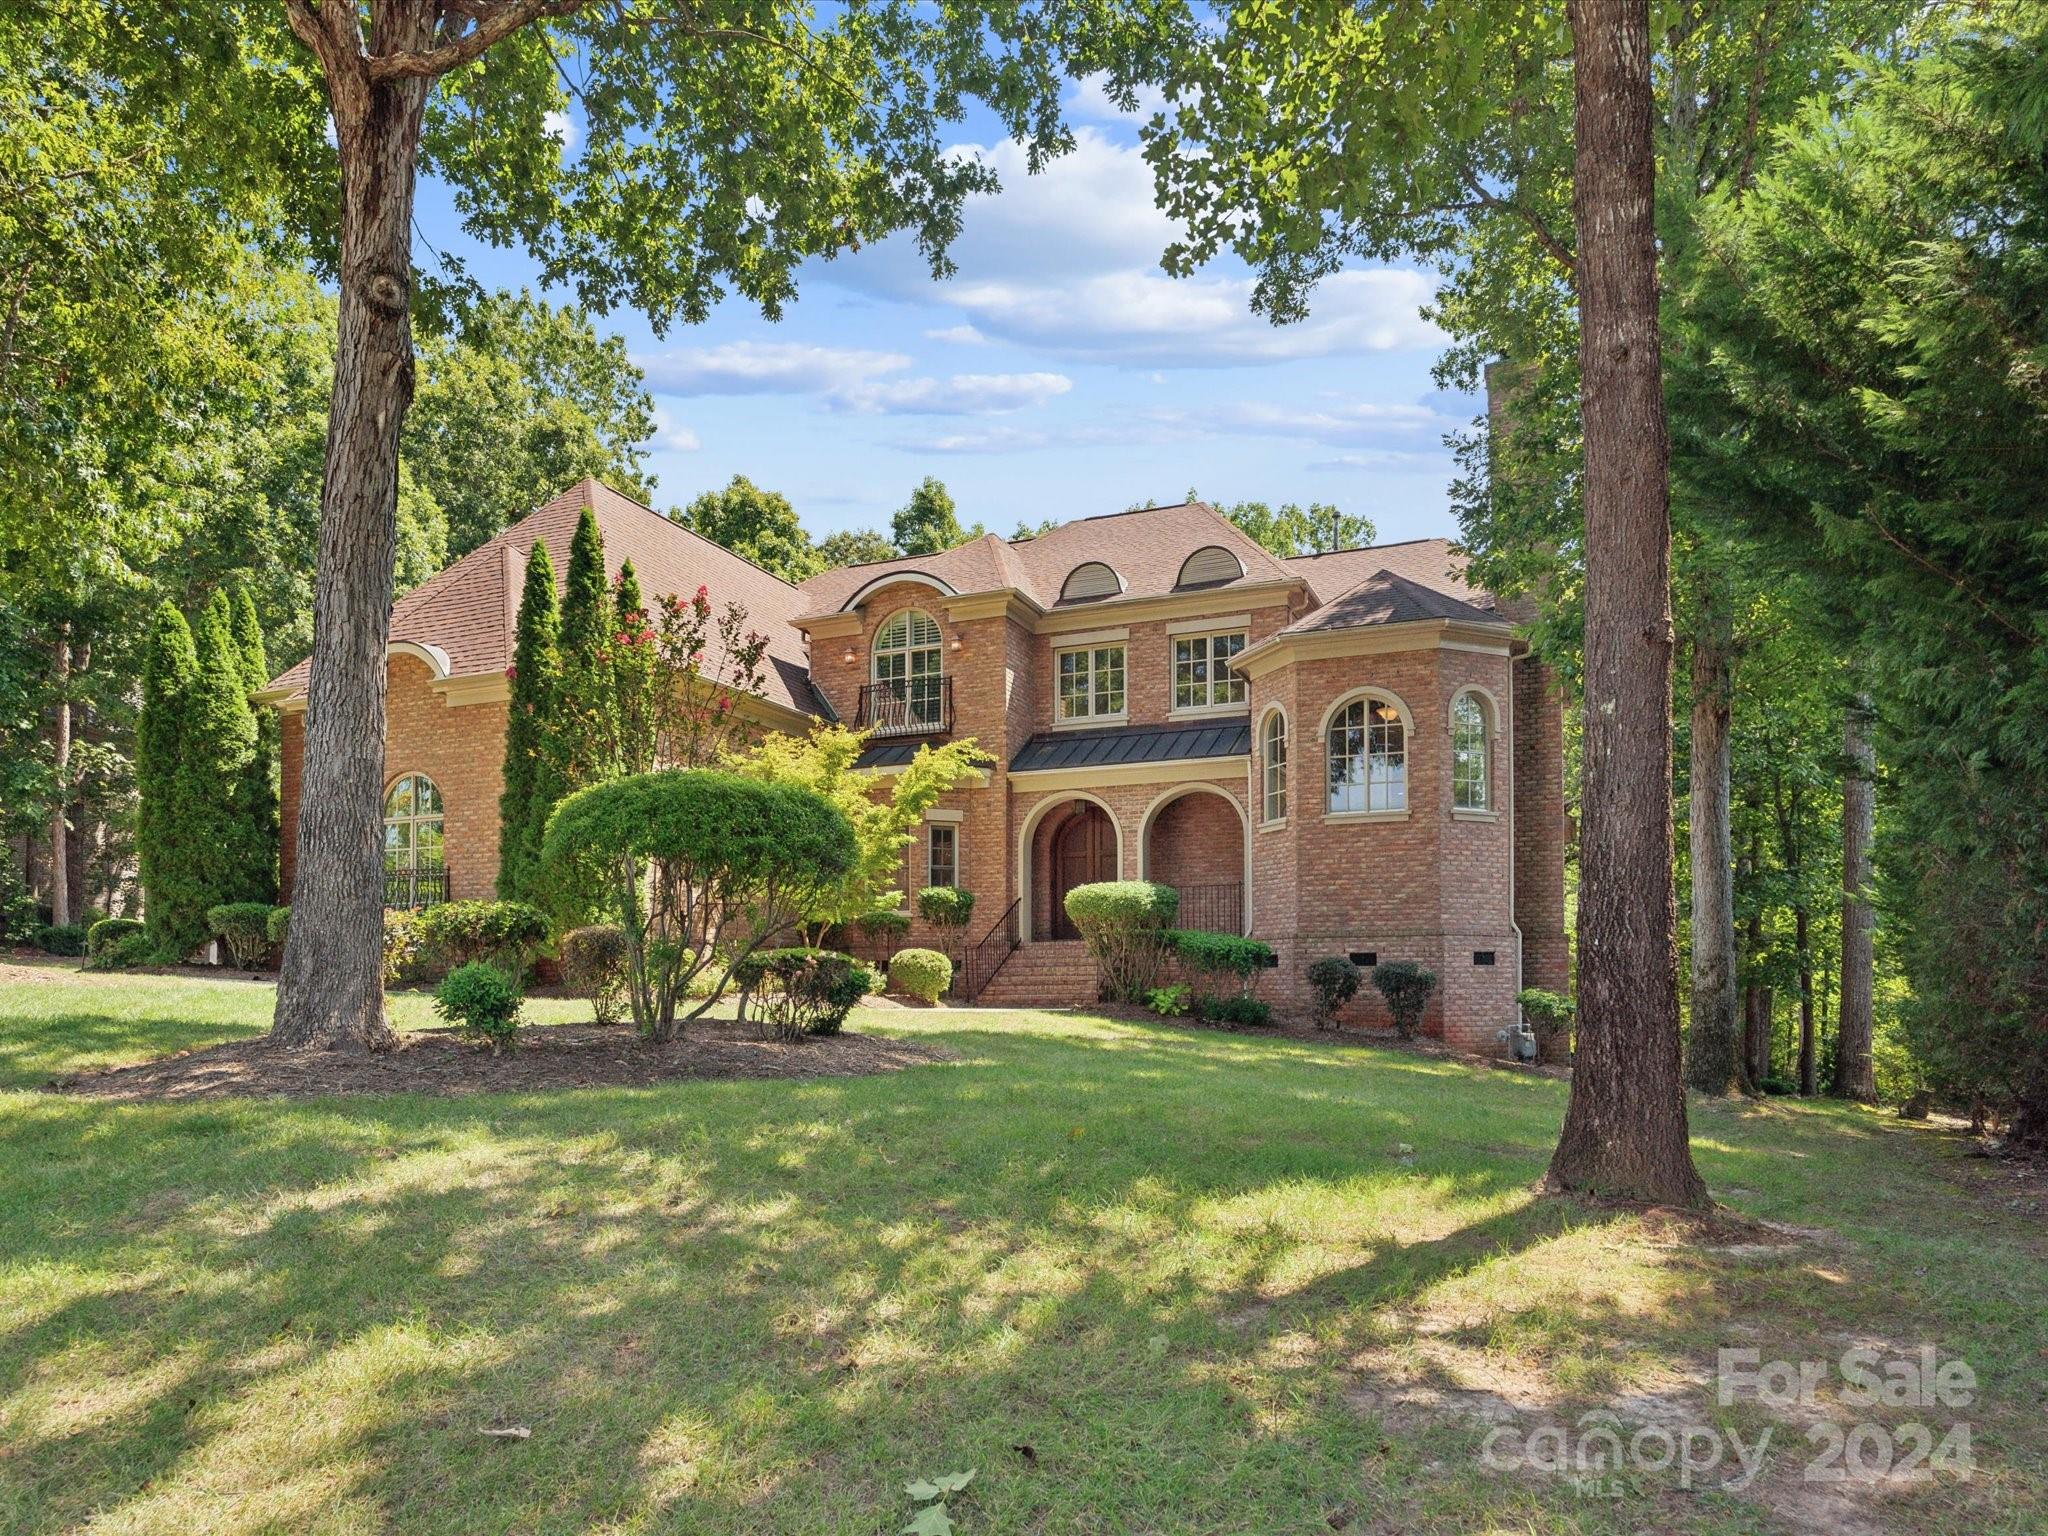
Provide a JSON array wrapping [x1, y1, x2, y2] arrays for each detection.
[[414, 76, 1476, 549]]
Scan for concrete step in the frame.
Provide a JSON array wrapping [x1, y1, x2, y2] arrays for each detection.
[[973, 942, 1101, 1006]]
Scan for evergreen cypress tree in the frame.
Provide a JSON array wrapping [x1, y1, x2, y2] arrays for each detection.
[[497, 542, 564, 902], [610, 558, 657, 774], [555, 505, 614, 786], [139, 603, 203, 958], [185, 592, 267, 926], [232, 584, 281, 901]]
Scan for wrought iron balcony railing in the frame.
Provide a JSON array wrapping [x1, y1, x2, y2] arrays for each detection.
[[385, 863, 449, 911], [853, 677, 953, 738]]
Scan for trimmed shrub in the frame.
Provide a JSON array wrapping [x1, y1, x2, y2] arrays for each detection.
[[1516, 987, 1574, 1061], [561, 923, 629, 1026], [1372, 961, 1438, 1040], [1146, 983, 1191, 1017], [541, 769, 858, 1040], [916, 885, 975, 992], [435, 961, 523, 1053], [888, 947, 952, 1005], [1168, 929, 1274, 1007], [731, 947, 876, 1038], [33, 923, 87, 957], [1063, 881, 1178, 1003], [383, 909, 427, 986], [265, 905, 291, 946], [87, 931, 154, 970], [208, 902, 278, 969], [1306, 957, 1362, 1029], [856, 909, 911, 942], [414, 899, 549, 975], [1198, 994, 1273, 1028], [87, 917, 146, 958]]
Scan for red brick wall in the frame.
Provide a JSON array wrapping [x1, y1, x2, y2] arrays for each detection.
[[1144, 790, 1244, 888], [1015, 777, 1246, 941], [1028, 604, 1290, 732], [1513, 654, 1572, 995], [277, 655, 508, 904]]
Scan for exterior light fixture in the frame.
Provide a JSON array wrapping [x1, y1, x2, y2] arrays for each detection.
[[841, 647, 857, 664]]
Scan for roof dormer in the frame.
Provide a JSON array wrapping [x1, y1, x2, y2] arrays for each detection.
[[1060, 560, 1125, 603], [1176, 544, 1246, 589]]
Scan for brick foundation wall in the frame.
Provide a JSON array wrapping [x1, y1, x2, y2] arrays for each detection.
[[1513, 655, 1571, 996]]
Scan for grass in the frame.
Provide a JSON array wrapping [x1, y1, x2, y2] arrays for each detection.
[[0, 962, 2041, 1535]]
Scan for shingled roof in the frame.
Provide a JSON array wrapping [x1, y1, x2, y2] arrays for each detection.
[[1282, 537, 1496, 612], [794, 501, 1295, 617], [265, 479, 822, 717], [1276, 567, 1510, 637]]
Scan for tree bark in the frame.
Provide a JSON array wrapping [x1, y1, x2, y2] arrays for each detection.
[[272, 2, 437, 1051], [1794, 902, 1816, 1094], [1546, 0, 1709, 1206], [1683, 594, 1744, 1095], [1833, 694, 1877, 1100], [48, 623, 71, 928]]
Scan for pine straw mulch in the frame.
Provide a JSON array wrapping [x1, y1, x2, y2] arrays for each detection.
[[48, 1019, 956, 1102]]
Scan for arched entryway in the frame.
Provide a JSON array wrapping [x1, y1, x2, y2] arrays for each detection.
[[1050, 805, 1116, 939], [1019, 795, 1125, 942], [1140, 784, 1249, 934]]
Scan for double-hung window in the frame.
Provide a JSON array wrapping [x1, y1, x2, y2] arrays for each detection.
[[1172, 630, 1247, 712], [926, 824, 959, 889], [1327, 697, 1407, 814], [1057, 644, 1126, 722]]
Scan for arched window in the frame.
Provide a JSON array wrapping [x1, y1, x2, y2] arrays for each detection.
[[1451, 692, 1491, 810], [871, 609, 945, 730], [1327, 696, 1407, 814], [1262, 710, 1288, 823], [383, 773, 445, 907]]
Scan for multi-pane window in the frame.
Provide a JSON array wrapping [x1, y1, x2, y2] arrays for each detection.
[[1326, 697, 1407, 814], [1057, 644, 1126, 721], [872, 609, 945, 728], [1451, 693, 1491, 810], [927, 823, 959, 889], [383, 774, 445, 907], [1172, 631, 1247, 711], [1262, 711, 1288, 823]]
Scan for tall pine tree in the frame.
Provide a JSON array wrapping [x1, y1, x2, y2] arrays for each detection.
[[610, 559, 656, 775], [138, 603, 202, 958], [186, 592, 268, 926], [497, 542, 564, 903], [232, 585, 280, 901], [555, 506, 614, 788]]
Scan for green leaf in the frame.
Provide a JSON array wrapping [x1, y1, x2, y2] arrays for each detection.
[[903, 1480, 942, 1502], [901, 1503, 955, 1536], [932, 1469, 976, 1494]]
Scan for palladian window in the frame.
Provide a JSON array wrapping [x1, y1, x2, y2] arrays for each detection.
[[1452, 692, 1491, 810], [1327, 697, 1407, 814], [871, 608, 945, 730], [383, 773, 446, 907]]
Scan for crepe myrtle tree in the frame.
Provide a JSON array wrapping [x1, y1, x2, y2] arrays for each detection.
[[234, 0, 1180, 1053]]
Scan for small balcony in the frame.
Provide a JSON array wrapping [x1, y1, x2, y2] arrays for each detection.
[[854, 677, 953, 739], [386, 863, 449, 911]]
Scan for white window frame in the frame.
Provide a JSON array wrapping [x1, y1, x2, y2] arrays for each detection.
[[871, 608, 945, 728], [926, 821, 960, 889], [1260, 709, 1288, 825], [1324, 692, 1409, 818], [382, 773, 445, 874], [1451, 690, 1492, 812], [1171, 629, 1249, 714], [1055, 642, 1128, 725]]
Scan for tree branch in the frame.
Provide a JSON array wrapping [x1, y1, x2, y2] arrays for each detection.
[[368, 0, 591, 81], [1461, 168, 1577, 280]]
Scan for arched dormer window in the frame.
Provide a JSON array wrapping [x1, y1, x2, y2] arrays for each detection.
[[1261, 709, 1288, 823], [1060, 561, 1124, 602], [383, 773, 446, 908], [1326, 693, 1408, 815], [870, 608, 945, 731], [1177, 544, 1245, 588], [1451, 691, 1492, 811]]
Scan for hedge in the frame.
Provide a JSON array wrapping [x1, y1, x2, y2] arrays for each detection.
[[87, 917, 146, 958], [731, 947, 876, 1038], [414, 899, 549, 974], [888, 948, 952, 1004], [207, 902, 279, 969], [561, 923, 629, 1025], [33, 923, 87, 957], [1167, 930, 1274, 1001]]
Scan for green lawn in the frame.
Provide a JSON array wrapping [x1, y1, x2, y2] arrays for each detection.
[[1, 963, 2041, 1535]]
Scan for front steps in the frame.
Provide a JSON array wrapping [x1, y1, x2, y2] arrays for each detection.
[[970, 939, 1101, 1008]]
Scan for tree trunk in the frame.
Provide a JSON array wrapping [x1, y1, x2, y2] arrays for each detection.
[[1546, 0, 1709, 1206], [1794, 903, 1816, 1094], [1833, 695, 1877, 1100], [1744, 984, 1773, 1086], [271, 19, 434, 1052], [47, 623, 71, 928], [1684, 595, 1743, 1095]]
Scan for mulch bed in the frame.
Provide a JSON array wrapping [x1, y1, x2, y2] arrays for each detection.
[[48, 1020, 956, 1101]]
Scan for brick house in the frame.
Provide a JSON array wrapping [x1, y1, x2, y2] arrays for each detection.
[[264, 478, 1568, 1049]]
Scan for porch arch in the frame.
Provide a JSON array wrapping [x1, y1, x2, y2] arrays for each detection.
[[1138, 783, 1252, 935], [1016, 792, 1126, 944]]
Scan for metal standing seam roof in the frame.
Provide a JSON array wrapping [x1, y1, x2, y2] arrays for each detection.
[[1008, 717, 1251, 774]]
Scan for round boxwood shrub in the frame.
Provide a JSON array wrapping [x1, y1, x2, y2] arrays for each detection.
[[434, 961, 523, 1053], [915, 885, 975, 934], [1372, 960, 1438, 1040], [414, 899, 549, 975], [87, 917, 146, 958], [1306, 956, 1362, 1029], [888, 947, 952, 1005], [561, 923, 630, 1026], [1063, 881, 1178, 1002], [1197, 994, 1273, 1028], [731, 947, 877, 1038], [87, 930, 156, 971], [207, 902, 280, 969]]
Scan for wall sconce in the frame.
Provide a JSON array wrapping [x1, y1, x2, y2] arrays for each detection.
[[949, 637, 963, 653], [841, 646, 857, 665]]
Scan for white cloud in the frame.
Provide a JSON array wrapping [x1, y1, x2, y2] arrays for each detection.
[[1064, 72, 1170, 124], [839, 371, 1071, 416], [541, 109, 580, 153], [1154, 398, 1448, 442], [652, 404, 700, 452], [924, 323, 988, 346], [638, 341, 1067, 417]]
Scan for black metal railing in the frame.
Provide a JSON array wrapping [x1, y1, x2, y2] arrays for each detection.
[[854, 677, 953, 738], [1174, 882, 1243, 935], [385, 863, 449, 911], [960, 897, 1022, 1001]]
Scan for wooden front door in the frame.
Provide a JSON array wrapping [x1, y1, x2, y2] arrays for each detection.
[[1051, 806, 1116, 939]]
